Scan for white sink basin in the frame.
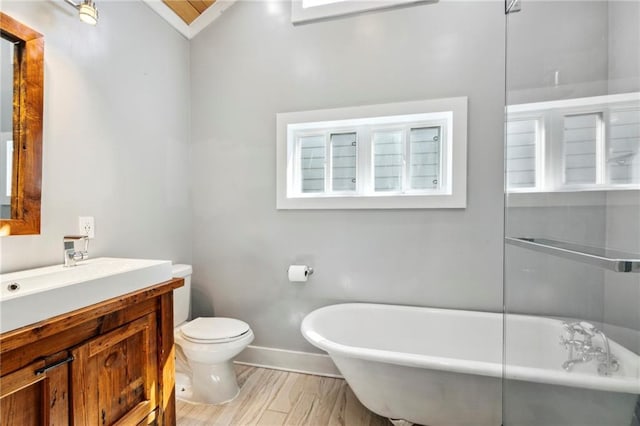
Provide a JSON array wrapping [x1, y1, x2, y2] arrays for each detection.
[[1, 257, 172, 333]]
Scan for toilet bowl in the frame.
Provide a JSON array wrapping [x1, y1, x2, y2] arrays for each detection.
[[172, 264, 254, 405]]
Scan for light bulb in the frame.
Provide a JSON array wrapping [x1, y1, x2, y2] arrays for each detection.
[[78, 1, 98, 25]]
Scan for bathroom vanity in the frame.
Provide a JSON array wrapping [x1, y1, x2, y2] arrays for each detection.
[[0, 260, 183, 425]]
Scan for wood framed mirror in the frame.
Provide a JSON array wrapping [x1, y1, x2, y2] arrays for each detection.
[[0, 13, 44, 236]]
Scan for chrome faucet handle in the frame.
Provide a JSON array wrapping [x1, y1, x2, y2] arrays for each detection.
[[63, 235, 90, 267], [560, 338, 587, 350], [578, 321, 598, 336], [64, 235, 89, 253], [563, 321, 596, 338], [563, 321, 581, 334]]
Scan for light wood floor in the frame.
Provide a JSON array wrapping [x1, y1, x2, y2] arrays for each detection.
[[176, 364, 390, 426]]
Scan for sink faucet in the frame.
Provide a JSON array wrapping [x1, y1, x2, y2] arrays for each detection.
[[63, 235, 89, 267], [560, 321, 619, 376]]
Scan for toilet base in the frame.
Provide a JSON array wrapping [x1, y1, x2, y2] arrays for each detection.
[[175, 372, 196, 402], [179, 360, 240, 405]]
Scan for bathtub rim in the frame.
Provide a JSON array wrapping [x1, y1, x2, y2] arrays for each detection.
[[301, 303, 640, 395]]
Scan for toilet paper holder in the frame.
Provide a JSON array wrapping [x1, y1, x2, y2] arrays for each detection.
[[287, 265, 314, 282]]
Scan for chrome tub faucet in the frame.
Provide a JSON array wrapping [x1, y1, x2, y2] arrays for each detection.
[[560, 321, 620, 376], [63, 235, 89, 267]]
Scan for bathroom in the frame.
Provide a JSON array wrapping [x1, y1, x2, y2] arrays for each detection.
[[0, 0, 638, 425]]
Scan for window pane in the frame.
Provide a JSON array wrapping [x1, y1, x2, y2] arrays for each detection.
[[506, 119, 537, 189], [409, 127, 441, 190], [563, 113, 599, 185], [331, 132, 356, 192], [373, 130, 403, 192], [608, 109, 640, 185], [299, 135, 325, 193]]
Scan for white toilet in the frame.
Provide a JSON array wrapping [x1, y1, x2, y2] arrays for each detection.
[[172, 264, 254, 405]]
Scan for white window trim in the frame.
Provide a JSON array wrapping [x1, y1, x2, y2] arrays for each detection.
[[276, 97, 468, 209], [291, 0, 433, 24]]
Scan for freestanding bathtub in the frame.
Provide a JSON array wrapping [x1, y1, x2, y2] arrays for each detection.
[[301, 303, 640, 426]]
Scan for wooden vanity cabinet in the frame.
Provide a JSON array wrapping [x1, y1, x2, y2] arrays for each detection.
[[0, 278, 183, 426]]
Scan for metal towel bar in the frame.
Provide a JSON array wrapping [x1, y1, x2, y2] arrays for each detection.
[[505, 237, 640, 273]]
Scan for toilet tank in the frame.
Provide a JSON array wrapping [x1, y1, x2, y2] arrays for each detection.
[[172, 264, 192, 327]]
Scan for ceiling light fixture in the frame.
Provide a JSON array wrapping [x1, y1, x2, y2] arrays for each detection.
[[64, 0, 99, 25]]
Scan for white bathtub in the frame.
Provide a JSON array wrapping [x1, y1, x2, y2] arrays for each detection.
[[301, 303, 640, 426]]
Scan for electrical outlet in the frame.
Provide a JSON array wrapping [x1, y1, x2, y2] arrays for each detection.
[[79, 216, 95, 239]]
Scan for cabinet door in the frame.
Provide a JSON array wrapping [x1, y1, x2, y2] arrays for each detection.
[[0, 352, 71, 425], [71, 313, 158, 426]]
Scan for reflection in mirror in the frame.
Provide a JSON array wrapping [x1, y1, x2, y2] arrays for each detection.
[[1, 37, 14, 219]]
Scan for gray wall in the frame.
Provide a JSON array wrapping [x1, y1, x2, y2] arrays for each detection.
[[0, 1, 192, 272], [190, 1, 506, 353]]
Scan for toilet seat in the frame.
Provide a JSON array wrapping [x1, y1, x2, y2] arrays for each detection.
[[180, 317, 251, 344]]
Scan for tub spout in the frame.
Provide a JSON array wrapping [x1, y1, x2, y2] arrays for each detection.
[[562, 358, 586, 371], [594, 329, 620, 376]]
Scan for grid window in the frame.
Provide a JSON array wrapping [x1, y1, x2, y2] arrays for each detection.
[[277, 97, 467, 209], [409, 127, 441, 190], [330, 133, 357, 192], [299, 135, 325, 193], [373, 130, 403, 192]]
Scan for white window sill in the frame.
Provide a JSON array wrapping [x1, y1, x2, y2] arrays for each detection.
[[277, 193, 465, 210]]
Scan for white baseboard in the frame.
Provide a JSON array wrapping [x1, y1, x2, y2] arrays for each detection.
[[234, 345, 342, 378]]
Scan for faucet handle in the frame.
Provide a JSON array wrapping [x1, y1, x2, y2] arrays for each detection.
[[63, 235, 89, 257], [563, 321, 582, 335], [578, 321, 598, 336], [563, 321, 597, 337]]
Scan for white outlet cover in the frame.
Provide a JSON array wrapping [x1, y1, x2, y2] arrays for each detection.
[[79, 216, 95, 239]]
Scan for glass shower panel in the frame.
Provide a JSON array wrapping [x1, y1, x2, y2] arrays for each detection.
[[504, 1, 640, 426]]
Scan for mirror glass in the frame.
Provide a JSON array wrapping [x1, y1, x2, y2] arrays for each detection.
[[0, 36, 13, 219]]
